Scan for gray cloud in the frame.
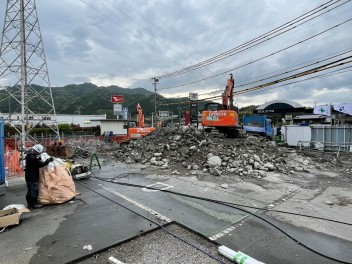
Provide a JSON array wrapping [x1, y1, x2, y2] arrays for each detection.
[[0, 0, 351, 108]]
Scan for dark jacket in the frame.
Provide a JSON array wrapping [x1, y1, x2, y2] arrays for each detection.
[[25, 153, 51, 182]]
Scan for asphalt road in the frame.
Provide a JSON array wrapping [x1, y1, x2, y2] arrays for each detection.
[[1, 162, 352, 264]]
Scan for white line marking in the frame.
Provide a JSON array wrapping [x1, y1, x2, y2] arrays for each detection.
[[108, 256, 125, 264], [209, 223, 242, 241], [99, 184, 172, 223], [142, 182, 173, 192]]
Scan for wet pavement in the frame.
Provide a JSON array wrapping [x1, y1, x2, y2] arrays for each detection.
[[1, 162, 352, 264]]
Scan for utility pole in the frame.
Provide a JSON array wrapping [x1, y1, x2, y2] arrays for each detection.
[[152, 77, 159, 128], [178, 97, 181, 127]]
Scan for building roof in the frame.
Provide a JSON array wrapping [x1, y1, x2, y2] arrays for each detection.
[[256, 100, 303, 110]]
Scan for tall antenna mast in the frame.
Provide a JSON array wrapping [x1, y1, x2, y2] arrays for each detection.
[[0, 0, 60, 149]]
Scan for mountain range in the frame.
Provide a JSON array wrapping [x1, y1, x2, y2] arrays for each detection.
[[0, 83, 257, 119]]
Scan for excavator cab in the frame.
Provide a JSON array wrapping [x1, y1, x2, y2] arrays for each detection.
[[201, 74, 242, 138], [203, 103, 238, 112]]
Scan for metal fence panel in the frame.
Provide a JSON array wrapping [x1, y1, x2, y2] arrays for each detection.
[[311, 125, 352, 152]]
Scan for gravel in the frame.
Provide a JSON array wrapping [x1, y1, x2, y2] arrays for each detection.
[[77, 224, 233, 264]]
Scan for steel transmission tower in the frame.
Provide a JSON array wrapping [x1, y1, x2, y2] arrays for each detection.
[[0, 0, 59, 149]]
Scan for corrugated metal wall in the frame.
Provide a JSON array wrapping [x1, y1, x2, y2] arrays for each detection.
[[311, 125, 352, 152]]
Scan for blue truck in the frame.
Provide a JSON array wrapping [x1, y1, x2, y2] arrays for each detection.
[[243, 115, 273, 139]]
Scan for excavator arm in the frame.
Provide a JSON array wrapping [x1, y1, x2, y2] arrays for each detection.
[[222, 73, 234, 110], [137, 103, 144, 128]]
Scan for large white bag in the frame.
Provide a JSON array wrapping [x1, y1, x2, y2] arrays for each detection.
[[38, 155, 78, 205]]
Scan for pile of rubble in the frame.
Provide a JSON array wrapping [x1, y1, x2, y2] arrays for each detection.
[[65, 139, 117, 155], [65, 127, 351, 178], [112, 127, 318, 178]]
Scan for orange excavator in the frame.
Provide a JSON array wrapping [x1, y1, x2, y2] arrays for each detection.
[[127, 103, 155, 139], [201, 74, 242, 137]]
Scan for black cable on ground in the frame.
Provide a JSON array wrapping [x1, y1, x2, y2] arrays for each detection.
[[93, 173, 352, 226], [90, 173, 352, 264], [74, 180, 227, 264]]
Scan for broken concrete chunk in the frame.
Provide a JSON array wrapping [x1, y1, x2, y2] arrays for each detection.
[[192, 165, 199, 170], [254, 162, 261, 169], [199, 139, 207, 147], [207, 153, 214, 159], [295, 166, 304, 171], [173, 135, 182, 141], [221, 183, 229, 189], [253, 154, 261, 162], [207, 156, 222, 166], [264, 162, 275, 171]]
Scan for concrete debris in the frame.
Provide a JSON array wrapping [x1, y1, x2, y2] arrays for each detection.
[[67, 127, 352, 178], [207, 156, 222, 166], [221, 183, 229, 189], [83, 245, 93, 251]]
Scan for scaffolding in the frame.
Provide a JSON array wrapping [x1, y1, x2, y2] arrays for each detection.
[[0, 0, 59, 150]]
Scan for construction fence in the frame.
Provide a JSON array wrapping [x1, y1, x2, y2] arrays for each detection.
[[283, 125, 352, 152]]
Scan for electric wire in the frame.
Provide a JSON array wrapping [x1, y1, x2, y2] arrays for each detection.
[[74, 179, 227, 264], [89, 173, 352, 264], [155, 0, 351, 79], [158, 17, 352, 91], [192, 56, 352, 102], [192, 48, 352, 97], [156, 0, 346, 79], [230, 66, 352, 99], [248, 65, 352, 95], [156, 57, 352, 106]]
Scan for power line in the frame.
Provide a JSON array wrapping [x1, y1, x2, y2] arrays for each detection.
[[158, 17, 352, 90], [195, 48, 352, 97], [236, 65, 352, 98], [154, 0, 350, 79], [157, 57, 352, 106], [204, 57, 352, 101]]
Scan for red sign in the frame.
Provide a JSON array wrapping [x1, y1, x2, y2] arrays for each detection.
[[111, 95, 124, 103]]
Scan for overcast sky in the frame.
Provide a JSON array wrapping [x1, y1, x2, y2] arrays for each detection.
[[1, 0, 351, 108]]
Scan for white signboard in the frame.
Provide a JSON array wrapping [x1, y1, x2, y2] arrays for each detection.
[[159, 111, 169, 120], [189, 93, 198, 101], [113, 104, 122, 115], [113, 104, 122, 112]]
